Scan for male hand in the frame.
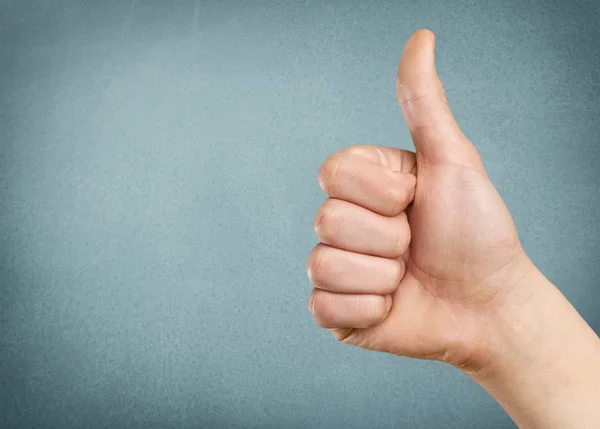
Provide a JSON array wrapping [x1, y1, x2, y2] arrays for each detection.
[[307, 29, 535, 369]]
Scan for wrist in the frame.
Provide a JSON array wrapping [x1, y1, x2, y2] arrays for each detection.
[[449, 254, 544, 373], [460, 259, 600, 428], [464, 261, 558, 375]]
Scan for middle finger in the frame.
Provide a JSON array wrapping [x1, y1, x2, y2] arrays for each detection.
[[314, 198, 411, 258]]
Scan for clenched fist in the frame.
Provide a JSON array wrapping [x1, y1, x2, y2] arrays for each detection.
[[306, 29, 534, 370]]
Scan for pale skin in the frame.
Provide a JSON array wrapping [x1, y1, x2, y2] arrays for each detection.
[[307, 29, 600, 429]]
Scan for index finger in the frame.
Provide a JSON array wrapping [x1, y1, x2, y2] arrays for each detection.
[[318, 145, 417, 217]]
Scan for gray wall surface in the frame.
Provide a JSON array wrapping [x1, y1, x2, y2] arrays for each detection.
[[1, 1, 599, 428]]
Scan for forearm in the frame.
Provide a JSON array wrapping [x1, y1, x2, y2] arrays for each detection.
[[467, 264, 600, 429]]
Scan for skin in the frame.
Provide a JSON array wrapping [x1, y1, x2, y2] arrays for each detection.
[[307, 29, 600, 429]]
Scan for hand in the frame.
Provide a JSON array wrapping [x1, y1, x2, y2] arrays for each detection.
[[307, 29, 600, 429], [306, 29, 535, 369]]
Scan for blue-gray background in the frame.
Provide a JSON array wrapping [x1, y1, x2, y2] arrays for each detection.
[[1, 1, 599, 428]]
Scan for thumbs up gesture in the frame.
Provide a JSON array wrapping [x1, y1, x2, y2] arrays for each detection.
[[307, 29, 536, 370]]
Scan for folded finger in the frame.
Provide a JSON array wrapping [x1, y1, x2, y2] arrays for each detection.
[[314, 198, 411, 258], [318, 145, 417, 217], [308, 289, 392, 329], [307, 244, 405, 295]]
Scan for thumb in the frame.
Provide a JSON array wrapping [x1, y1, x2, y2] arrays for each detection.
[[397, 29, 482, 170]]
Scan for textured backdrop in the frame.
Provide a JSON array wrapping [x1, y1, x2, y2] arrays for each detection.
[[1, 1, 599, 428]]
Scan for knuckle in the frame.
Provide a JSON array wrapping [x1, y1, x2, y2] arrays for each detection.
[[307, 292, 316, 316], [319, 146, 368, 196], [350, 331, 375, 350], [318, 154, 344, 196], [330, 328, 355, 343], [310, 290, 333, 327], [396, 89, 428, 108], [397, 78, 445, 108], [313, 204, 339, 244], [306, 246, 328, 287], [336, 328, 363, 347], [346, 144, 370, 157]]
